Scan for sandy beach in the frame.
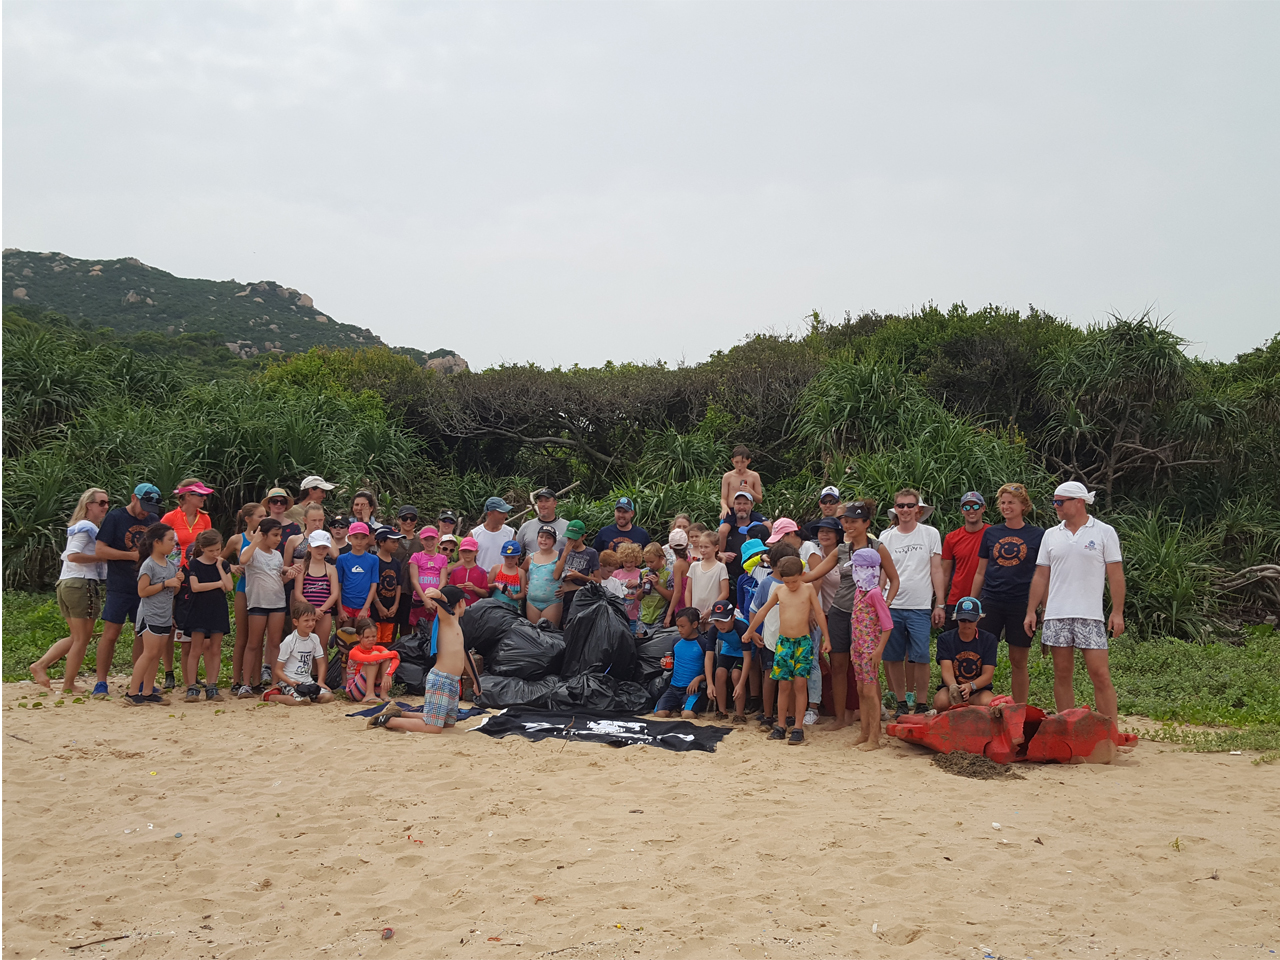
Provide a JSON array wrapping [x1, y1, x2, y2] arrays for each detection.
[[3, 678, 1277, 960]]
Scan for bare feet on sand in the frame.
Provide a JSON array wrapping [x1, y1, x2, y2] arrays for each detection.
[[62, 682, 86, 694], [852, 730, 869, 745], [857, 739, 881, 751], [30, 664, 51, 689], [830, 718, 849, 731]]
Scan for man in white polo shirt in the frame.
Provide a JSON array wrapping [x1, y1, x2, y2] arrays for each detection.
[[1023, 481, 1125, 721]]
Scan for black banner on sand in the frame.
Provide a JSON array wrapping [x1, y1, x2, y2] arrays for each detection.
[[473, 706, 732, 753]]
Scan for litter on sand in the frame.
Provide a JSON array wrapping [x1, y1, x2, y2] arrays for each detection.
[[931, 751, 1026, 780]]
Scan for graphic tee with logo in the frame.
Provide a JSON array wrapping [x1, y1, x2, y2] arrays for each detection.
[[1037, 517, 1123, 622], [935, 628, 999, 685], [97, 507, 158, 593], [336, 551, 378, 611], [977, 523, 1045, 604], [877, 524, 943, 610], [277, 630, 325, 685]]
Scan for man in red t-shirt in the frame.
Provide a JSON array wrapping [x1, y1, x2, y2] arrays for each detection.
[[941, 492, 990, 630]]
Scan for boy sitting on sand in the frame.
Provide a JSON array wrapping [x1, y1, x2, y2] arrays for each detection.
[[369, 586, 468, 733], [264, 601, 335, 705], [744, 555, 828, 745], [932, 596, 998, 711], [653, 607, 715, 719]]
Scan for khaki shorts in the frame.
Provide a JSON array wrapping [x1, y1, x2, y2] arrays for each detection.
[[56, 578, 102, 621]]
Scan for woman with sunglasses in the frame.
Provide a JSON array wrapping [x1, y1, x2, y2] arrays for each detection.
[[30, 488, 111, 693], [261, 487, 304, 558], [969, 482, 1045, 705], [159, 478, 215, 690]]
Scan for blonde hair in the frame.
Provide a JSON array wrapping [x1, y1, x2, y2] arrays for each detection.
[[69, 488, 108, 525], [616, 542, 644, 567], [669, 513, 691, 531], [996, 483, 1032, 515], [642, 542, 665, 563], [177, 477, 208, 505]]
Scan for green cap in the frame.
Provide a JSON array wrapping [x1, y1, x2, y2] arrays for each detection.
[[564, 519, 587, 540]]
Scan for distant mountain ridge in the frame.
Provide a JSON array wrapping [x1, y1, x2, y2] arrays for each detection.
[[2, 248, 464, 369]]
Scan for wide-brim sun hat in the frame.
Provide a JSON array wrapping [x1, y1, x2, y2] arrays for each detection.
[[887, 501, 935, 521]]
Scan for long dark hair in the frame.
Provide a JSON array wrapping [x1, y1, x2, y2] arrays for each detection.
[[136, 523, 175, 572]]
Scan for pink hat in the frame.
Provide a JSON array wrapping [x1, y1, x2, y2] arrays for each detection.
[[668, 529, 689, 548], [418, 525, 440, 540], [175, 482, 214, 496], [347, 521, 371, 536], [458, 536, 480, 552], [765, 518, 799, 544]]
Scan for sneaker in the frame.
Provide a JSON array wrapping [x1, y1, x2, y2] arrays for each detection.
[[260, 665, 272, 686], [803, 709, 819, 726], [893, 702, 909, 719], [122, 694, 149, 707], [785, 716, 795, 728], [143, 692, 171, 706], [183, 686, 201, 703], [758, 715, 775, 729], [788, 728, 805, 746], [205, 686, 224, 702], [367, 703, 403, 729], [235, 685, 255, 699], [767, 725, 786, 741], [914, 702, 930, 714], [162, 672, 176, 691], [92, 681, 110, 699]]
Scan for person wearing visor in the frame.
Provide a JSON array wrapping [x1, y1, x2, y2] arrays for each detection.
[[932, 596, 999, 711], [286, 475, 336, 525]]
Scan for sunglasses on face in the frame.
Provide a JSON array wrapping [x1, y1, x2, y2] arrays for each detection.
[[269, 498, 288, 506], [93, 499, 110, 507], [1052, 498, 1076, 507], [401, 516, 418, 524], [895, 503, 918, 510], [962, 504, 983, 512]]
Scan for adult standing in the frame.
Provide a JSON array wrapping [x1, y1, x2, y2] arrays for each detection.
[[970, 483, 1043, 704], [29, 488, 110, 693], [516, 487, 569, 557], [91, 483, 162, 697], [594, 497, 651, 554], [351, 489, 387, 534], [878, 490, 945, 718], [261, 487, 303, 557], [1023, 481, 1124, 722], [803, 486, 843, 540], [390, 505, 426, 638], [941, 492, 990, 627], [285, 475, 336, 525], [470, 497, 516, 571], [807, 500, 900, 729], [161, 478, 216, 689]]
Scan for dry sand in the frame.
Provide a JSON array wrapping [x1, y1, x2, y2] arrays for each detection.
[[3, 679, 1277, 960]]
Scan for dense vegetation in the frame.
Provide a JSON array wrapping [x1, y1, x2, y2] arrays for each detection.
[[4, 301, 1279, 645], [2, 248, 458, 364]]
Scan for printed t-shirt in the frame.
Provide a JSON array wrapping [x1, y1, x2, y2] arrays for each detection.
[[448, 563, 489, 598], [977, 523, 1045, 604], [878, 524, 943, 610], [469, 523, 515, 572], [559, 546, 600, 593], [374, 556, 402, 622], [610, 568, 643, 619], [1037, 517, 1123, 622], [97, 507, 158, 593], [935, 628, 999, 685], [335, 551, 378, 612], [277, 630, 325, 685], [592, 523, 652, 555], [638, 566, 672, 625], [409, 551, 449, 599], [160, 508, 211, 559], [137, 556, 180, 627], [942, 524, 991, 604], [670, 633, 714, 688]]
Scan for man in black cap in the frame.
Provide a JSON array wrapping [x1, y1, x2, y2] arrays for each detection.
[[516, 487, 569, 559]]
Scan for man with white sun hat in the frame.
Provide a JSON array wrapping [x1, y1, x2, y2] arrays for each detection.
[[1024, 480, 1126, 722]]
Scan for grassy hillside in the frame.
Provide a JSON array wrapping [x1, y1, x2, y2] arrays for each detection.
[[2, 248, 459, 364]]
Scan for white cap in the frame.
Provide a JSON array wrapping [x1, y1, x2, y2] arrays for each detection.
[[308, 530, 334, 547], [1054, 480, 1096, 504], [819, 485, 840, 500], [733, 490, 754, 503], [300, 475, 336, 491]]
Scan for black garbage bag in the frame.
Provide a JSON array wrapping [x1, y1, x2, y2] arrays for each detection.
[[560, 584, 637, 680], [394, 629, 434, 696], [645, 672, 671, 703], [634, 627, 680, 682], [474, 674, 561, 709], [542, 674, 657, 713], [486, 621, 566, 680], [460, 598, 526, 659]]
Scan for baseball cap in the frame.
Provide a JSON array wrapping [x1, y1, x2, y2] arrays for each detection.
[[458, 536, 480, 552], [816, 517, 842, 532], [819, 485, 840, 502], [960, 491, 986, 506], [438, 509, 458, 522], [397, 504, 419, 519], [300, 475, 335, 491], [500, 539, 523, 556], [733, 490, 754, 503], [374, 528, 404, 543], [347, 521, 370, 536], [954, 596, 984, 621], [709, 600, 735, 623], [1054, 480, 1096, 504], [668, 528, 689, 548], [538, 525, 559, 539], [418, 525, 440, 540], [134, 483, 162, 514], [842, 501, 871, 521], [765, 518, 799, 544], [439, 533, 459, 546], [564, 519, 587, 540], [615, 497, 636, 512], [435, 584, 467, 614], [533, 487, 557, 500], [328, 515, 351, 528], [484, 496, 512, 513], [308, 530, 334, 548]]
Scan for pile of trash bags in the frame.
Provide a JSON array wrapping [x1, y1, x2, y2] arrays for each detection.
[[463, 584, 679, 713]]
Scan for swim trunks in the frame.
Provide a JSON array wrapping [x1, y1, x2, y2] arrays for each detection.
[[770, 635, 813, 681], [422, 666, 460, 728]]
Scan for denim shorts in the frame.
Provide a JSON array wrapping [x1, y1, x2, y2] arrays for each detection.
[[883, 608, 932, 663]]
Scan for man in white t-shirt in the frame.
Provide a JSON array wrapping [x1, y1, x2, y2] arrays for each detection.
[[879, 489, 946, 717], [1024, 481, 1125, 721], [469, 497, 516, 572]]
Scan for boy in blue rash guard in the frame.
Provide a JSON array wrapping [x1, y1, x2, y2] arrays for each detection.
[[708, 600, 752, 723], [653, 607, 715, 719]]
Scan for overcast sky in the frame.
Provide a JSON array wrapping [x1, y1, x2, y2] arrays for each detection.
[[5, 2, 1278, 369]]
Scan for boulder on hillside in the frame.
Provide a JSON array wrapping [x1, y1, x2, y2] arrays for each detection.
[[12, 287, 28, 300], [297, 293, 314, 308], [426, 354, 469, 375]]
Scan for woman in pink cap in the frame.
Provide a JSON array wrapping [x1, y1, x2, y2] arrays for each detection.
[[447, 536, 489, 603], [408, 526, 450, 628]]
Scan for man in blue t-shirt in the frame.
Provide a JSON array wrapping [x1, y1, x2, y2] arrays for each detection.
[[653, 607, 714, 719], [593, 497, 652, 554], [93, 482, 163, 698], [932, 596, 999, 711]]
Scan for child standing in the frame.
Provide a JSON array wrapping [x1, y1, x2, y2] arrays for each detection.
[[124, 523, 183, 706], [264, 601, 334, 705], [335, 522, 378, 625], [553, 520, 599, 619], [836, 548, 894, 750], [295, 530, 341, 646], [226, 502, 266, 697], [708, 600, 752, 722], [653, 607, 715, 718], [372, 529, 405, 644], [638, 542, 674, 636], [525, 526, 564, 627], [744, 555, 828, 745], [685, 531, 730, 621], [448, 536, 490, 604], [183, 529, 233, 702], [370, 586, 469, 733], [663, 530, 690, 627], [237, 517, 290, 698], [344, 617, 399, 703], [408, 526, 450, 629], [596, 550, 627, 599], [612, 542, 646, 633], [489, 540, 527, 610]]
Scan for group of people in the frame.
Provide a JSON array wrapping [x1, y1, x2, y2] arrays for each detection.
[[36, 446, 1127, 744]]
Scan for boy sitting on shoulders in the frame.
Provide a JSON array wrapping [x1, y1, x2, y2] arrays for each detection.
[[932, 596, 999, 711], [744, 555, 827, 745], [653, 607, 715, 719], [370, 585, 468, 733], [264, 600, 335, 705], [719, 445, 764, 521]]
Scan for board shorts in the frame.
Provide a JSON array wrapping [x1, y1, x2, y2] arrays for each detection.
[[849, 607, 883, 684], [341, 604, 364, 621], [56, 578, 101, 621], [376, 621, 396, 645], [977, 598, 1035, 648], [770, 635, 813, 681], [1042, 618, 1108, 650], [716, 653, 744, 674], [825, 607, 853, 654], [884, 609, 932, 663], [422, 667, 460, 728], [102, 589, 140, 625]]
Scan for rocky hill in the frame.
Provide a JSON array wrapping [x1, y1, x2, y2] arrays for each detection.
[[2, 248, 464, 367]]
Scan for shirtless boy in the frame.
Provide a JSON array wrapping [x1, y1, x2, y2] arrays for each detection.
[[719, 445, 763, 520], [369, 585, 468, 734], [743, 555, 827, 745]]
